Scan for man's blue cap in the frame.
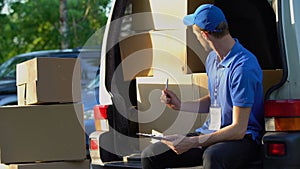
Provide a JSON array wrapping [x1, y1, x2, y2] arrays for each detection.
[[183, 4, 227, 32]]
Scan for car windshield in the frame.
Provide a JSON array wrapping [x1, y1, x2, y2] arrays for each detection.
[[87, 74, 99, 90], [0, 56, 34, 79]]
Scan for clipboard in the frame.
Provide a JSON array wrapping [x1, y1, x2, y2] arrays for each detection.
[[136, 133, 164, 140]]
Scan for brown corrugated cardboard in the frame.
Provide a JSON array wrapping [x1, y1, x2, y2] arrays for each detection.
[[16, 57, 81, 105], [150, 30, 186, 76], [131, 0, 215, 30], [119, 29, 208, 80], [136, 76, 207, 150], [192, 73, 209, 126], [120, 31, 183, 81], [192, 73, 209, 100], [262, 69, 283, 96], [8, 160, 90, 169], [186, 27, 207, 73], [0, 103, 86, 164], [119, 33, 153, 80], [191, 70, 284, 99]]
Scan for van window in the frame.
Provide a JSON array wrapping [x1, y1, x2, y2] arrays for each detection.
[[216, 0, 282, 69]]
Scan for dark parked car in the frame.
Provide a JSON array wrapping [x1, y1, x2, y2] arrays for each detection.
[[0, 48, 101, 158]]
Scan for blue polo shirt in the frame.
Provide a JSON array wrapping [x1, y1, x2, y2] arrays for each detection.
[[196, 39, 264, 144]]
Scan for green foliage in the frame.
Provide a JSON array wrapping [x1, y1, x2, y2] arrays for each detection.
[[0, 0, 111, 64]]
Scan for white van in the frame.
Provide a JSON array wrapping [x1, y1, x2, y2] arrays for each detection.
[[90, 0, 300, 168]]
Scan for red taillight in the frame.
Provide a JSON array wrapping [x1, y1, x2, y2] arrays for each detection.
[[267, 143, 286, 156], [264, 100, 300, 131], [94, 105, 108, 119], [90, 139, 99, 150], [94, 105, 109, 131], [265, 99, 300, 117]]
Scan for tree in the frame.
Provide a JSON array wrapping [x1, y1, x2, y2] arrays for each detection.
[[60, 0, 69, 49], [0, 0, 111, 64]]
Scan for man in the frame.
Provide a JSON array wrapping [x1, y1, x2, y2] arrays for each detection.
[[141, 4, 264, 169]]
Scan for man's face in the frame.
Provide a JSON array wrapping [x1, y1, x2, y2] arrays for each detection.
[[192, 25, 212, 52]]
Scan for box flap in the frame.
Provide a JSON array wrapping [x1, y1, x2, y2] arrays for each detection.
[[16, 58, 38, 86], [120, 32, 153, 80]]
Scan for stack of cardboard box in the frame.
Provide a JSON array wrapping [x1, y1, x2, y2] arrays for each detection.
[[120, 0, 215, 80], [0, 57, 90, 169], [116, 0, 214, 150]]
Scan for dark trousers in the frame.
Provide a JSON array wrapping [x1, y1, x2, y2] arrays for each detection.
[[141, 136, 260, 169]]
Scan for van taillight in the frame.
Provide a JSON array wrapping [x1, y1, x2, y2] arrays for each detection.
[[90, 138, 99, 150], [94, 105, 109, 131], [264, 100, 300, 131], [94, 105, 108, 119], [267, 143, 286, 156]]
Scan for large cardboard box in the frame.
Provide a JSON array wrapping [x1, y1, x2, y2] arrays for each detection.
[[119, 29, 207, 80], [150, 30, 187, 76], [119, 30, 188, 80], [136, 75, 208, 150], [16, 57, 81, 105], [7, 160, 90, 169], [0, 103, 86, 164], [131, 0, 215, 30], [119, 33, 154, 80]]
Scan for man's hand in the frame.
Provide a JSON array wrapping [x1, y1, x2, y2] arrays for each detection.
[[161, 134, 212, 154], [160, 89, 181, 110], [161, 134, 199, 154]]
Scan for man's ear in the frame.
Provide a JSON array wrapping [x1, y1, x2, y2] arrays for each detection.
[[201, 31, 209, 40]]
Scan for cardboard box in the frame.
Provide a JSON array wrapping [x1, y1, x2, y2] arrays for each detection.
[[120, 31, 185, 81], [136, 75, 208, 150], [119, 33, 154, 80], [0, 103, 86, 164], [7, 160, 90, 169], [192, 73, 208, 96], [192, 73, 209, 127], [150, 30, 187, 76], [119, 29, 207, 80], [262, 69, 282, 96], [16, 57, 81, 105], [186, 27, 207, 73], [131, 0, 215, 30]]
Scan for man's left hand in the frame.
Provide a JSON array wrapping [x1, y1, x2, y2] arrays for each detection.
[[161, 134, 199, 154]]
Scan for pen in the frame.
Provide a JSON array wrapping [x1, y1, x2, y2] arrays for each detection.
[[166, 78, 169, 89], [136, 133, 165, 140]]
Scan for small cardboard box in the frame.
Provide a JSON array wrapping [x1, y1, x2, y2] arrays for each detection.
[[8, 160, 90, 169], [16, 57, 81, 105], [131, 0, 215, 30], [0, 103, 86, 164]]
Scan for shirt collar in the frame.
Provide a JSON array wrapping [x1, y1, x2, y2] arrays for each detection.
[[219, 39, 239, 68]]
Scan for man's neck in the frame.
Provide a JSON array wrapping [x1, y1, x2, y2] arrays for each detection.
[[213, 35, 235, 61]]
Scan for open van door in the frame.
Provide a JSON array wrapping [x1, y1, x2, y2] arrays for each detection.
[[90, 0, 300, 168]]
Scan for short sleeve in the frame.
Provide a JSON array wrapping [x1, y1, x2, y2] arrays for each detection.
[[230, 67, 257, 107]]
